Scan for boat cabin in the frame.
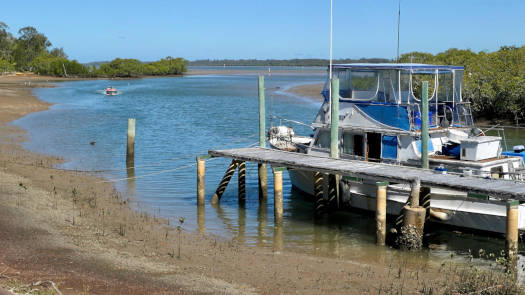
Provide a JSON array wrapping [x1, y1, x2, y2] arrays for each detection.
[[308, 63, 523, 179]]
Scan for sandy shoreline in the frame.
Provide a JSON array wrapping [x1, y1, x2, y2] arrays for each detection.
[[285, 83, 324, 100], [0, 74, 475, 294]]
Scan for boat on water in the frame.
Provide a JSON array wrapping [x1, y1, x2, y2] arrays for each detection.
[[105, 86, 118, 96], [269, 63, 525, 234]]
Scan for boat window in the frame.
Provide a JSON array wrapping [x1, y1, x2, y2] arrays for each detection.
[[411, 71, 436, 101], [377, 70, 399, 103], [453, 70, 463, 102], [336, 69, 378, 100], [437, 70, 454, 102], [354, 134, 364, 156], [400, 70, 411, 104], [343, 133, 365, 156], [314, 130, 331, 149], [342, 133, 354, 154], [337, 70, 352, 98]]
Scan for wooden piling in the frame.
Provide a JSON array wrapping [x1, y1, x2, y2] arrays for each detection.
[[403, 206, 426, 230], [211, 160, 238, 204], [273, 167, 285, 224], [376, 182, 388, 246], [258, 163, 268, 201], [327, 174, 337, 209], [196, 156, 208, 206], [314, 172, 325, 215], [238, 161, 246, 204], [506, 200, 519, 266], [410, 178, 421, 207], [330, 77, 339, 159], [126, 118, 136, 165], [258, 76, 266, 148], [258, 76, 268, 201]]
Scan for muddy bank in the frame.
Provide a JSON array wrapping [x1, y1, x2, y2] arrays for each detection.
[[285, 83, 324, 100], [0, 74, 501, 294]]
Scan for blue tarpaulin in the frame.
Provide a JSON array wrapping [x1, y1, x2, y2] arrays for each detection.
[[356, 105, 411, 131], [381, 135, 398, 159], [502, 151, 525, 164]]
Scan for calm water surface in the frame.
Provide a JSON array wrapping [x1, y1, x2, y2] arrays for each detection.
[[13, 69, 525, 268]]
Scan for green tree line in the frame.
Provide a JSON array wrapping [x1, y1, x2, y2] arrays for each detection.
[[399, 46, 525, 124], [190, 58, 390, 67], [0, 22, 187, 77]]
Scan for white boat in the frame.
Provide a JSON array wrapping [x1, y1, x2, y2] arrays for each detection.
[[105, 87, 118, 96], [269, 63, 525, 234]]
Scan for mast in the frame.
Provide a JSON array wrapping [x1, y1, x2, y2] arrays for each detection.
[[328, 0, 333, 116], [397, 0, 401, 62]]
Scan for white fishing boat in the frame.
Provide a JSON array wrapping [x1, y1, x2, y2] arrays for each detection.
[[269, 63, 525, 234]]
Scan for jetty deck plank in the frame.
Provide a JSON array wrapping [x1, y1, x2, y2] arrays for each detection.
[[209, 147, 525, 200]]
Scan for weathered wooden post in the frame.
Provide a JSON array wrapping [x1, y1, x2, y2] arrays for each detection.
[[506, 200, 519, 268], [211, 160, 238, 204], [196, 155, 209, 206], [376, 182, 388, 246], [421, 81, 429, 169], [330, 77, 339, 158], [329, 77, 340, 207], [273, 167, 285, 224], [409, 178, 421, 207], [238, 161, 246, 204], [126, 118, 136, 165], [398, 177, 426, 250], [258, 76, 268, 201]]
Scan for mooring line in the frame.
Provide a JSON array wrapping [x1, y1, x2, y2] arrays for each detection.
[[0, 135, 260, 174]]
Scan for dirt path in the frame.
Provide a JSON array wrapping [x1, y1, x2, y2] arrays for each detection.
[[0, 74, 466, 294]]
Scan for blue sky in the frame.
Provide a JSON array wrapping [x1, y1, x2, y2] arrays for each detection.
[[2, 0, 524, 62]]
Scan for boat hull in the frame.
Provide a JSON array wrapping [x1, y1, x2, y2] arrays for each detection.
[[288, 169, 525, 234]]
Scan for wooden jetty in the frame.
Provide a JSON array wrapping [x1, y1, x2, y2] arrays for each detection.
[[198, 76, 524, 269], [199, 146, 525, 262], [209, 147, 525, 200]]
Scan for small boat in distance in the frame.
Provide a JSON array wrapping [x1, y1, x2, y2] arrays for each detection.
[[105, 86, 118, 96]]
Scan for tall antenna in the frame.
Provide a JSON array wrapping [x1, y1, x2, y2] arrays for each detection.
[[329, 0, 333, 114], [397, 0, 401, 62]]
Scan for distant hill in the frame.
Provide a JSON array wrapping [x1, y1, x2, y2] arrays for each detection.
[[189, 58, 391, 67]]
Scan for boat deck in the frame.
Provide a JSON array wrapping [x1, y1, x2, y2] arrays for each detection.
[[209, 147, 525, 201]]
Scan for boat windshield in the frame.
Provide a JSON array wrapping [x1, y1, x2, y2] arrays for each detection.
[[328, 66, 464, 105]]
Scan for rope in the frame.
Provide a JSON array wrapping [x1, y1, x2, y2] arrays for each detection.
[[269, 115, 314, 129], [95, 141, 259, 183], [0, 134, 259, 174]]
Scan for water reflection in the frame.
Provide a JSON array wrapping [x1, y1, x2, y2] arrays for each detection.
[[126, 163, 135, 197], [211, 203, 237, 237], [237, 205, 246, 243], [257, 199, 268, 246], [273, 224, 283, 251]]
